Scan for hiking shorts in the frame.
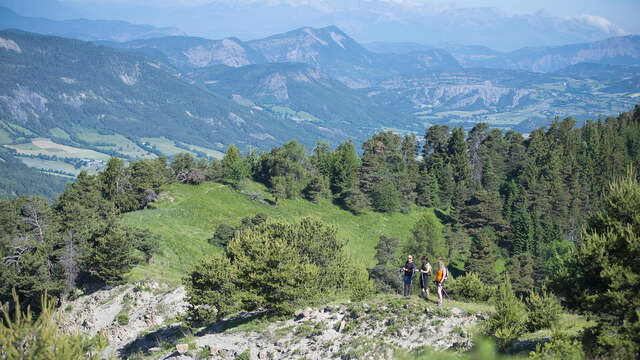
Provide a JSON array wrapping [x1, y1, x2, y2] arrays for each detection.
[[420, 276, 430, 290], [403, 275, 413, 284]]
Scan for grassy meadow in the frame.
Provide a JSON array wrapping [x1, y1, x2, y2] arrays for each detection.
[[122, 180, 430, 284]]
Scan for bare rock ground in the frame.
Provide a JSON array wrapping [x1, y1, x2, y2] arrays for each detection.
[[60, 284, 485, 359]]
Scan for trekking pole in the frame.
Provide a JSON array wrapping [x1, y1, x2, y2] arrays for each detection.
[[441, 287, 454, 304]]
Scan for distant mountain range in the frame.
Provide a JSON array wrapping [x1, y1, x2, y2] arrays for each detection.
[[447, 35, 640, 72], [0, 9, 638, 186], [0, 30, 393, 157], [107, 26, 461, 88], [3, 0, 627, 51], [0, 6, 184, 42]]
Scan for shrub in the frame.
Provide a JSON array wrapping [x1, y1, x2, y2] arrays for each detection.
[[183, 254, 239, 323], [525, 288, 562, 331], [486, 275, 527, 350], [184, 217, 366, 322], [209, 223, 235, 247], [348, 265, 375, 301], [529, 331, 585, 360], [185, 169, 205, 185], [116, 312, 129, 326], [303, 176, 324, 203], [446, 272, 497, 302], [235, 350, 250, 360]]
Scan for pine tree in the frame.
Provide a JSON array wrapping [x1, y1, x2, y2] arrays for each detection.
[[221, 144, 249, 187], [486, 275, 527, 349], [330, 140, 360, 200], [371, 179, 400, 213], [343, 181, 369, 214], [466, 227, 496, 283], [369, 235, 401, 293], [303, 176, 324, 203], [438, 163, 455, 208], [416, 166, 440, 208], [512, 204, 534, 255], [403, 212, 447, 263], [556, 169, 640, 357], [448, 126, 470, 184]]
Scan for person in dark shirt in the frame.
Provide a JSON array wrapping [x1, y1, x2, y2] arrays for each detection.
[[419, 256, 432, 297], [401, 255, 416, 297]]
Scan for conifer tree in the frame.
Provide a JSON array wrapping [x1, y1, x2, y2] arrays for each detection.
[[330, 140, 360, 200], [448, 126, 470, 185], [403, 212, 447, 263], [512, 204, 534, 255], [466, 227, 496, 283]]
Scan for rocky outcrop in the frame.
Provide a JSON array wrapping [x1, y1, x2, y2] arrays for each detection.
[[59, 282, 188, 357]]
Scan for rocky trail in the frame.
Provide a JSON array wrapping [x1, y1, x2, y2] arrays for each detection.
[[60, 282, 486, 359]]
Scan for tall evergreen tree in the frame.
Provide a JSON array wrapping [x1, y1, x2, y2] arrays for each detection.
[[466, 227, 497, 283], [403, 212, 447, 263], [330, 140, 360, 201]]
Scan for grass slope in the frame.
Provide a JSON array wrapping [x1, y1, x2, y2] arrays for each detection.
[[122, 181, 430, 284]]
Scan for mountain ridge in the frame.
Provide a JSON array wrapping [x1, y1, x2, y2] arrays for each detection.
[[0, 6, 185, 42]]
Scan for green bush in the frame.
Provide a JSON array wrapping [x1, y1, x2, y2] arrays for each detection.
[[235, 350, 250, 360], [529, 331, 585, 360], [348, 264, 375, 302], [184, 217, 366, 322], [0, 290, 107, 359], [183, 254, 239, 323], [116, 312, 129, 326], [525, 288, 562, 331], [486, 276, 527, 350], [209, 223, 235, 247], [446, 272, 497, 302]]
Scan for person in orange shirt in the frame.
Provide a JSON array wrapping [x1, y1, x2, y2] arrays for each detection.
[[434, 259, 448, 306]]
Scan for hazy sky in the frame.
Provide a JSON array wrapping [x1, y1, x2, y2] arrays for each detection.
[[2, 0, 638, 47], [12, 0, 640, 34], [48, 0, 639, 34]]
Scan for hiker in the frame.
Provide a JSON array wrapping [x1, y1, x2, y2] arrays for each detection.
[[419, 256, 432, 297], [434, 259, 448, 306], [401, 254, 416, 297]]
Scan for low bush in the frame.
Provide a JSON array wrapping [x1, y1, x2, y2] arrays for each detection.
[[486, 276, 527, 350], [116, 312, 130, 326], [529, 331, 585, 360], [348, 264, 375, 302], [184, 217, 370, 323], [525, 288, 562, 331], [446, 272, 497, 302]]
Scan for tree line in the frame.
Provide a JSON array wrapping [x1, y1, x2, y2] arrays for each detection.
[[1, 105, 638, 358]]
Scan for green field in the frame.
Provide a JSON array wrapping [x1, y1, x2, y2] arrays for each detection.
[[48, 127, 72, 141], [141, 137, 197, 157], [74, 128, 153, 159], [122, 181, 429, 283], [180, 143, 225, 159], [16, 157, 100, 176], [5, 138, 111, 160]]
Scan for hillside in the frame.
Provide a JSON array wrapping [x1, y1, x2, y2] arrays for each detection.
[[121, 180, 430, 283], [452, 35, 640, 72], [0, 6, 184, 42], [0, 30, 386, 181], [103, 35, 266, 70], [188, 62, 409, 133]]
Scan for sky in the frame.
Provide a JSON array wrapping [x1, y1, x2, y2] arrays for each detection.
[[46, 0, 639, 34], [1, 0, 638, 49], [3, 0, 635, 34]]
